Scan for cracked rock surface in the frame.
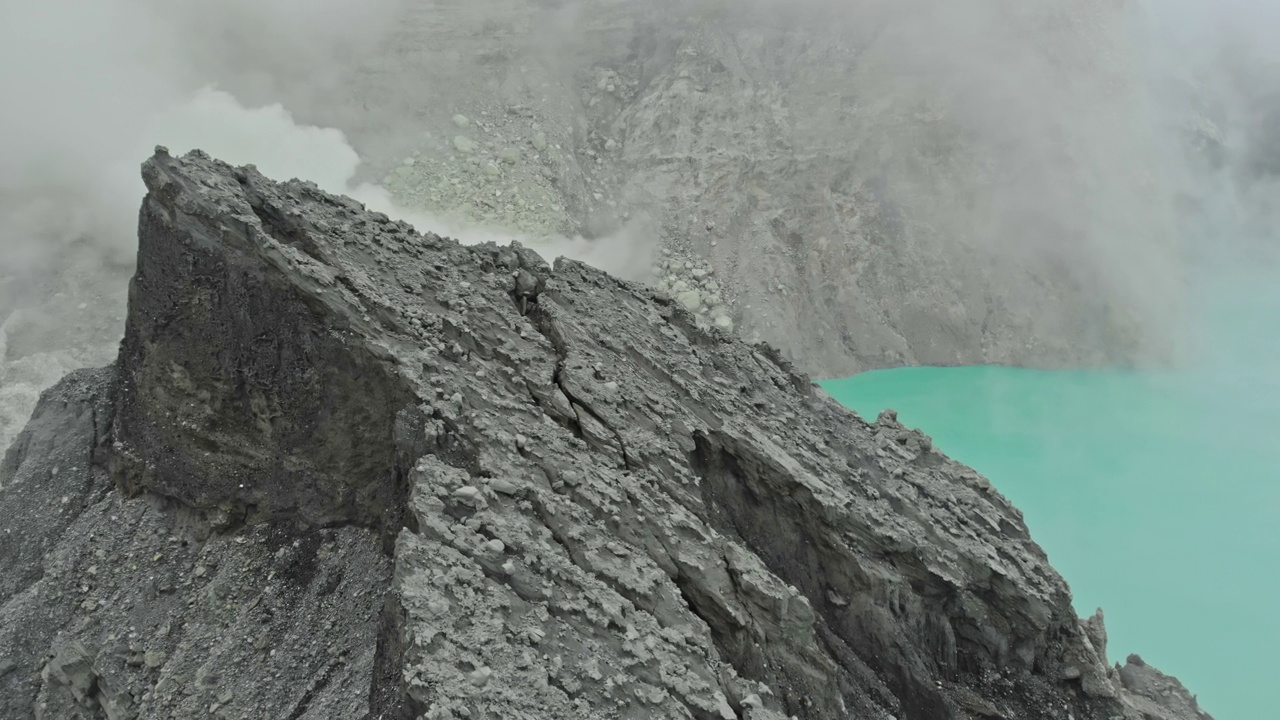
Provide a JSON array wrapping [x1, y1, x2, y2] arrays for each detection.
[[0, 150, 1212, 720]]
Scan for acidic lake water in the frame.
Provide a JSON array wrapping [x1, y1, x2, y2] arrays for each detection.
[[821, 365, 1277, 720]]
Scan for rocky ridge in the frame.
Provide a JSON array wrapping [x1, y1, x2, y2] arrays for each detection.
[[0, 150, 1213, 720], [0, 0, 1185, 458]]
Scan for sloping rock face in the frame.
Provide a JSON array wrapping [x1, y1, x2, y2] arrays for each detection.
[[258, 0, 1181, 377], [0, 370, 391, 719], [0, 150, 1211, 720]]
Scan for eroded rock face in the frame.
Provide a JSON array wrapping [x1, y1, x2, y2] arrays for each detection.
[[0, 150, 1210, 720], [265, 0, 1182, 377], [1118, 655, 1215, 720], [0, 370, 390, 720]]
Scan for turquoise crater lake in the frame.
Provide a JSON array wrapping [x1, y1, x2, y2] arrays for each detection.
[[820, 365, 1277, 720]]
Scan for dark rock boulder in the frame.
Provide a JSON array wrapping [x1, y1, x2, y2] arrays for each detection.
[[0, 149, 1213, 720]]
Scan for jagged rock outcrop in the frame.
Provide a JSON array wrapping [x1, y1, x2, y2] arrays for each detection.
[[0, 0, 1190, 458], [0, 150, 1212, 720]]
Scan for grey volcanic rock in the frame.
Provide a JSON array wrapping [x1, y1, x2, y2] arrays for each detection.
[[0, 369, 390, 720], [0, 150, 1210, 720], [1117, 655, 1215, 720]]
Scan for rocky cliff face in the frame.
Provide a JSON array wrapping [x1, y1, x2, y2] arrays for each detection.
[[0, 150, 1211, 719], [0, 0, 1186, 455], [249, 0, 1182, 378]]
